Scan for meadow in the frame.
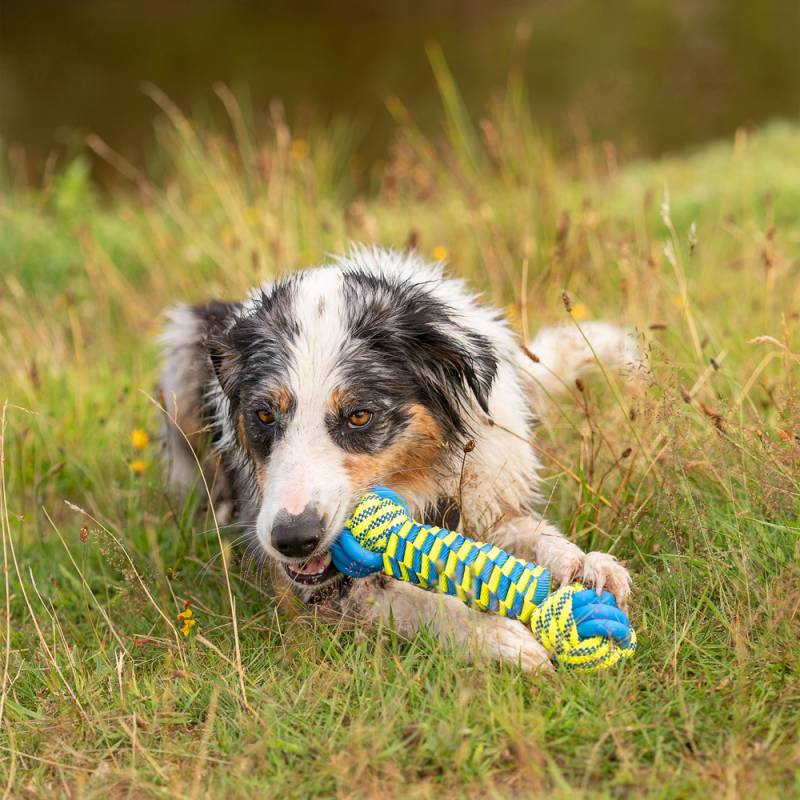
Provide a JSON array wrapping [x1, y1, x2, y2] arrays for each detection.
[[1, 70, 799, 797]]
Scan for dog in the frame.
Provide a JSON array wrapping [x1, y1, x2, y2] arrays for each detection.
[[159, 247, 639, 671]]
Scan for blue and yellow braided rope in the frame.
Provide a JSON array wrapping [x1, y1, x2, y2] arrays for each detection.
[[332, 488, 636, 671]]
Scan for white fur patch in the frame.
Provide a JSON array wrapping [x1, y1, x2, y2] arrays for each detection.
[[521, 321, 644, 404]]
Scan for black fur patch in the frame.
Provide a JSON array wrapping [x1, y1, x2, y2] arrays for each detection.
[[193, 299, 241, 329], [423, 496, 462, 530], [325, 389, 413, 455], [186, 299, 241, 447], [205, 279, 298, 412], [340, 269, 498, 442]]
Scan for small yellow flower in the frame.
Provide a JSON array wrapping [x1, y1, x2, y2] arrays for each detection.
[[131, 428, 149, 450], [189, 193, 209, 214], [431, 245, 449, 261], [129, 459, 150, 475], [290, 139, 310, 162], [571, 303, 590, 321], [177, 601, 197, 637], [244, 206, 262, 227], [221, 225, 236, 248], [671, 294, 685, 309]]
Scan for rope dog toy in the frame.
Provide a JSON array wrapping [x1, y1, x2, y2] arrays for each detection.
[[331, 487, 636, 671]]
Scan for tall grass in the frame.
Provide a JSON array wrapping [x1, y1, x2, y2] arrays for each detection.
[[0, 68, 798, 797]]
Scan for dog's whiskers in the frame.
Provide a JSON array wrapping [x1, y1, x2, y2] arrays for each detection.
[[196, 529, 256, 581], [189, 521, 252, 541]]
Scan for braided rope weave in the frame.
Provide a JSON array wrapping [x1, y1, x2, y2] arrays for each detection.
[[337, 489, 636, 671]]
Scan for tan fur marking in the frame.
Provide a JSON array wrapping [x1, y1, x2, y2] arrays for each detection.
[[343, 404, 445, 495], [236, 413, 249, 451], [272, 386, 293, 414], [328, 386, 355, 416], [236, 412, 266, 482]]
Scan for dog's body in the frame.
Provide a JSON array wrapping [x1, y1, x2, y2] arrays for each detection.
[[160, 247, 638, 670]]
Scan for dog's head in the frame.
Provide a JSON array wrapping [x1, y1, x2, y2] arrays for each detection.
[[207, 261, 497, 591]]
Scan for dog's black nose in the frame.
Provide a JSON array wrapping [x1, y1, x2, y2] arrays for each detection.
[[271, 506, 324, 558]]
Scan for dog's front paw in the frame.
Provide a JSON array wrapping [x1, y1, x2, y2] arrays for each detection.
[[486, 617, 554, 673], [581, 552, 631, 607], [544, 551, 585, 591]]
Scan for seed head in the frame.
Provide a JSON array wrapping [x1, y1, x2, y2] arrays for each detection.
[[688, 222, 698, 255], [522, 345, 540, 363]]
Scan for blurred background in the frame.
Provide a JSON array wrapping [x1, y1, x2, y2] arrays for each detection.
[[2, 0, 799, 186]]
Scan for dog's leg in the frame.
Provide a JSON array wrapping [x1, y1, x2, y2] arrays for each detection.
[[491, 514, 632, 606], [345, 578, 552, 672]]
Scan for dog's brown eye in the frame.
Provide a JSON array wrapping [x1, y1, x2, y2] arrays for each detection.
[[256, 408, 275, 426], [348, 410, 373, 429]]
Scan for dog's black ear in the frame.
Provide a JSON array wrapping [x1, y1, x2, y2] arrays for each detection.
[[203, 290, 292, 410], [196, 300, 244, 404], [206, 331, 241, 402], [347, 279, 498, 436], [405, 317, 496, 410], [402, 317, 497, 433]]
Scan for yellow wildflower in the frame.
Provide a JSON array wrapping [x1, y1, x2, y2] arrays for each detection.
[[129, 459, 150, 475], [290, 139, 310, 162], [671, 294, 685, 309], [431, 245, 449, 261], [244, 206, 262, 227], [177, 601, 197, 637], [221, 225, 236, 248], [189, 193, 209, 215], [571, 303, 590, 321], [131, 428, 149, 450]]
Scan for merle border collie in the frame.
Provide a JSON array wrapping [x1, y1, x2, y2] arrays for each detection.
[[160, 247, 639, 671]]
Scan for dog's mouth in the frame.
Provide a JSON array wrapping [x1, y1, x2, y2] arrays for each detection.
[[283, 551, 340, 585]]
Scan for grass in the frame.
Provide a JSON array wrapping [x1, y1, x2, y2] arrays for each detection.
[[1, 69, 799, 797]]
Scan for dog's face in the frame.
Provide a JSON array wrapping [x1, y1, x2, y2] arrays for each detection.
[[208, 267, 496, 590]]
